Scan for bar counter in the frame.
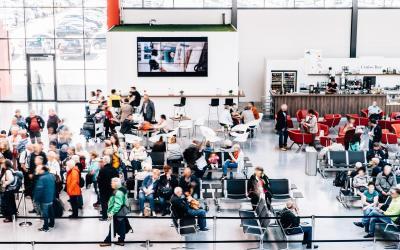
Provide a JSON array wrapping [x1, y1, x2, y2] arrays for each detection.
[[271, 93, 388, 116]]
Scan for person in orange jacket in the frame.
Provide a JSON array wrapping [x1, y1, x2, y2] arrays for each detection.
[[66, 160, 81, 218]]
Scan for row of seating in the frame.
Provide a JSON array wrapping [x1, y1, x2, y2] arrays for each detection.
[[320, 150, 367, 178]]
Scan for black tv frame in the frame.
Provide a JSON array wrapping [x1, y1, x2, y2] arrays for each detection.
[[137, 37, 208, 77]]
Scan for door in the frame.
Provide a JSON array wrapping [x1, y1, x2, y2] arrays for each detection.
[[27, 54, 56, 101]]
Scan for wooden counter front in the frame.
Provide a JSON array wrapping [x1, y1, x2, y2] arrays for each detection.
[[272, 93, 387, 117]]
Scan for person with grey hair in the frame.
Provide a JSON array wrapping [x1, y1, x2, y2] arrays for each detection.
[[97, 155, 119, 221], [275, 103, 289, 151], [100, 177, 132, 247]]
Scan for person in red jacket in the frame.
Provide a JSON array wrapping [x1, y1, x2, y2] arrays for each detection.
[[66, 160, 81, 218]]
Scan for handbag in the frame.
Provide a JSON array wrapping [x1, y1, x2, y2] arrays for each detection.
[[116, 205, 130, 221]]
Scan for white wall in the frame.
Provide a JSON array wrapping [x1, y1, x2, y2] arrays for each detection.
[[357, 9, 400, 58], [238, 9, 352, 101], [107, 31, 238, 95], [122, 9, 231, 25]]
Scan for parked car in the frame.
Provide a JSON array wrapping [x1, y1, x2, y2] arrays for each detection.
[[56, 24, 83, 38], [92, 34, 106, 50], [58, 38, 91, 59]]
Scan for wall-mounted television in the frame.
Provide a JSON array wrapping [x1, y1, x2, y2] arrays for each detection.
[[137, 37, 208, 77]]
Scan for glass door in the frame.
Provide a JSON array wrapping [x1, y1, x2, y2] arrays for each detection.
[[27, 54, 56, 101]]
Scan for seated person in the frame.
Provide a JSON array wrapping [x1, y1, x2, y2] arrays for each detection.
[[279, 201, 317, 249], [375, 165, 397, 203], [353, 182, 379, 230], [247, 166, 272, 209], [361, 187, 400, 238], [367, 142, 388, 162], [340, 117, 355, 137], [369, 158, 382, 178], [166, 136, 183, 162], [152, 137, 166, 152], [170, 187, 208, 231], [138, 169, 160, 216], [157, 165, 178, 216], [119, 114, 138, 135], [154, 114, 170, 134], [249, 102, 260, 120], [302, 109, 318, 146], [367, 101, 382, 121], [318, 142, 345, 160], [241, 106, 255, 124], [135, 162, 152, 181], [349, 162, 363, 178], [326, 79, 338, 94], [221, 144, 244, 180], [219, 105, 234, 129], [107, 89, 121, 107], [230, 103, 242, 126], [353, 167, 369, 195], [203, 141, 214, 153], [179, 168, 200, 200], [208, 152, 220, 169], [129, 142, 147, 171]]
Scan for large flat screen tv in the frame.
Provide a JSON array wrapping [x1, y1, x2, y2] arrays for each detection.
[[137, 37, 208, 77]]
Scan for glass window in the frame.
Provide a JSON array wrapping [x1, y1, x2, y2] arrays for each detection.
[[143, 0, 174, 7], [54, 0, 83, 7], [295, 0, 324, 7], [26, 38, 55, 54], [385, 0, 400, 7], [325, 0, 352, 7], [358, 0, 385, 7], [56, 70, 85, 100], [174, 0, 204, 7], [121, 0, 143, 7], [0, 8, 25, 38], [25, 8, 54, 38], [84, 8, 106, 38], [204, 0, 232, 7], [0, 70, 27, 101], [0, 0, 23, 7], [84, 0, 107, 7], [8, 39, 26, 69], [55, 8, 84, 38], [56, 38, 84, 69], [265, 0, 295, 7], [85, 69, 106, 97], [85, 38, 106, 69], [238, 0, 264, 7], [24, 0, 53, 7]]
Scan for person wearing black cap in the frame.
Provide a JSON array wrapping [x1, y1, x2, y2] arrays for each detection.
[[367, 119, 382, 150]]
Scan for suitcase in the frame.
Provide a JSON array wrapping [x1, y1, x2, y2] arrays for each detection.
[[83, 122, 95, 130]]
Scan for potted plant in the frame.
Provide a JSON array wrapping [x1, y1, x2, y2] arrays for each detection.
[[179, 90, 184, 96], [228, 90, 233, 96]]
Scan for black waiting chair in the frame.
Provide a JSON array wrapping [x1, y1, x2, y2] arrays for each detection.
[[269, 178, 292, 201], [170, 205, 197, 249], [150, 152, 165, 170], [174, 97, 187, 116], [321, 151, 350, 178], [223, 179, 248, 200], [347, 151, 367, 167], [208, 98, 220, 126]]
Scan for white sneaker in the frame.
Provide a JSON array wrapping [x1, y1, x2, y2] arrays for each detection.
[[139, 212, 143, 216], [152, 212, 156, 217]]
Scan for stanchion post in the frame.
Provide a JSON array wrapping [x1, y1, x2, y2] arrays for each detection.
[[19, 192, 32, 227], [311, 215, 316, 249], [31, 241, 35, 250], [12, 214, 17, 250], [110, 215, 115, 249], [213, 216, 217, 250], [146, 240, 150, 250]]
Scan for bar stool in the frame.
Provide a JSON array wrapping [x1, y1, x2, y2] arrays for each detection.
[[224, 98, 234, 107], [208, 98, 220, 126], [173, 97, 186, 117]]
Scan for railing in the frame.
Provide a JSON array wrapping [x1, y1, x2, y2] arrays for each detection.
[[2, 214, 400, 250]]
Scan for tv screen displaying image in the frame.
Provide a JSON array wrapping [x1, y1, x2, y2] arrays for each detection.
[[137, 37, 208, 77]]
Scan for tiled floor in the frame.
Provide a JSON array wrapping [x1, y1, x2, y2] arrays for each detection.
[[0, 102, 394, 250]]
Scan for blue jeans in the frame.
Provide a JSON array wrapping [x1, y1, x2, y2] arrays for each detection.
[[187, 208, 207, 230], [365, 209, 392, 235], [39, 202, 54, 230], [362, 207, 374, 225], [278, 129, 288, 148], [131, 160, 142, 171], [138, 192, 155, 213], [223, 161, 238, 178], [301, 225, 313, 247]]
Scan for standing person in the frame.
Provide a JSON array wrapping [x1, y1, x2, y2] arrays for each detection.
[[0, 141, 13, 161], [97, 156, 119, 221], [14, 109, 26, 129], [367, 101, 382, 121], [302, 109, 318, 146], [47, 151, 60, 177], [100, 177, 132, 247], [88, 151, 100, 207], [32, 70, 44, 100], [33, 165, 56, 232], [0, 159, 17, 223], [120, 98, 133, 123], [157, 165, 178, 216], [276, 104, 289, 151], [26, 110, 45, 144], [66, 160, 81, 218], [140, 94, 155, 122], [130, 86, 141, 111], [247, 166, 272, 209], [47, 109, 61, 136], [138, 169, 160, 216], [221, 144, 244, 180], [104, 106, 118, 138], [368, 119, 382, 150]]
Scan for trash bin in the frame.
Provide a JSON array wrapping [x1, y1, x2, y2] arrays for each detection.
[[305, 146, 318, 176]]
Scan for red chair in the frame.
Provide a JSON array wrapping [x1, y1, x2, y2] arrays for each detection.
[[361, 108, 369, 118], [392, 124, 400, 139], [358, 117, 369, 127], [336, 136, 345, 146], [391, 120, 400, 126], [378, 120, 392, 131], [296, 109, 308, 123], [320, 114, 342, 132], [288, 129, 314, 152], [317, 123, 329, 137], [381, 132, 398, 145], [390, 112, 400, 121], [274, 114, 294, 129], [320, 136, 332, 147]]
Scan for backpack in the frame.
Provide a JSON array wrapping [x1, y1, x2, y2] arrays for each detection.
[[333, 171, 347, 187], [79, 176, 85, 188], [6, 170, 24, 192], [126, 177, 135, 191], [53, 198, 64, 218]]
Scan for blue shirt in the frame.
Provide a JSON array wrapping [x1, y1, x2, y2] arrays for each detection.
[[363, 190, 379, 204]]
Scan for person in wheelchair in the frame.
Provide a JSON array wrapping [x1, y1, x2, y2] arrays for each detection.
[[279, 201, 318, 249]]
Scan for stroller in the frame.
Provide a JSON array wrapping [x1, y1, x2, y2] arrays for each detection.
[[80, 112, 105, 142]]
